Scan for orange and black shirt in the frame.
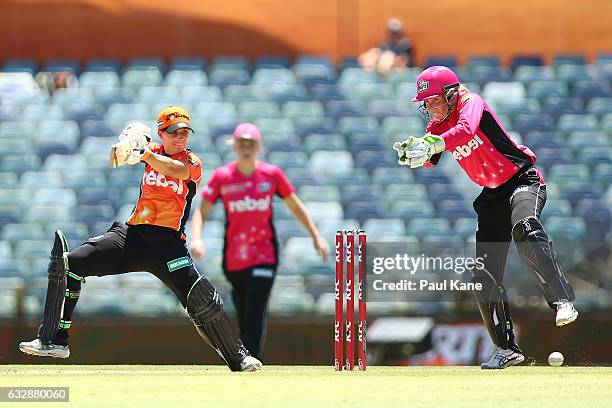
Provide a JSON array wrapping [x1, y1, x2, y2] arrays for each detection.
[[127, 143, 202, 237]]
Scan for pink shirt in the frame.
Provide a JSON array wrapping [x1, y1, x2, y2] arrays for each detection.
[[427, 90, 537, 188], [201, 161, 295, 272]]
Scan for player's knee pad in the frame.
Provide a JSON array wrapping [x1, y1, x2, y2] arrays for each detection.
[[185, 276, 224, 326]]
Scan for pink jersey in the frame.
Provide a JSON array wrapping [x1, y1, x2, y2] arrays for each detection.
[[427, 90, 538, 188], [201, 161, 295, 272]]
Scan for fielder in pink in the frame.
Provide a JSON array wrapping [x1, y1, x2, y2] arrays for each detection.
[[190, 123, 328, 360], [201, 160, 294, 271]]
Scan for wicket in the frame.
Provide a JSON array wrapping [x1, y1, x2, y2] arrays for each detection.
[[335, 229, 367, 371]]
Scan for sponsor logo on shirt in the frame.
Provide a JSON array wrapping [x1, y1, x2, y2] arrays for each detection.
[[221, 183, 246, 194], [451, 135, 484, 161], [258, 182, 272, 192], [228, 195, 271, 213], [143, 169, 183, 194]]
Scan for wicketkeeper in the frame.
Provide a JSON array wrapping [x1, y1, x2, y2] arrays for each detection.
[[393, 66, 578, 369], [19, 106, 262, 372]]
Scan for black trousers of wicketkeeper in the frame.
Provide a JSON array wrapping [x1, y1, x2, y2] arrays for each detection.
[[471, 166, 575, 352], [57, 221, 250, 370]]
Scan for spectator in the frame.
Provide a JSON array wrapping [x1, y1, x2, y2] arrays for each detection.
[[359, 18, 413, 76]]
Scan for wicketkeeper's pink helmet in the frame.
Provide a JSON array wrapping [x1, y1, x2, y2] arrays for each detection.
[[411, 66, 460, 102]]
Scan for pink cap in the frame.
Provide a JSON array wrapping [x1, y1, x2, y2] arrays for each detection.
[[233, 123, 262, 142]]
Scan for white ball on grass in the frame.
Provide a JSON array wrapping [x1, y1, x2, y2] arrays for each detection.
[[548, 351, 564, 367]]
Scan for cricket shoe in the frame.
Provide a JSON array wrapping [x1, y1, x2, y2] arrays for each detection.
[[554, 300, 578, 326], [481, 347, 524, 369], [19, 338, 70, 359], [239, 355, 262, 372]]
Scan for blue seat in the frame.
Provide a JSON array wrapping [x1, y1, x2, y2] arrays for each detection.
[[560, 182, 603, 206], [586, 97, 612, 119], [427, 183, 465, 202], [284, 169, 318, 189], [85, 58, 122, 73], [557, 114, 599, 133], [524, 131, 562, 150], [424, 56, 458, 69], [557, 65, 595, 83], [44, 59, 80, 75], [511, 114, 555, 134], [0, 172, 18, 188], [211, 56, 249, 71], [346, 133, 383, 154], [470, 66, 513, 86], [308, 84, 345, 103], [2, 59, 38, 73], [295, 55, 333, 68], [453, 217, 477, 240], [337, 68, 378, 89], [407, 218, 451, 238], [293, 117, 336, 137], [81, 120, 115, 138], [467, 55, 500, 70], [577, 147, 612, 170], [543, 97, 584, 120], [0, 155, 40, 174], [367, 99, 416, 120], [344, 201, 384, 223], [0, 205, 22, 228], [294, 65, 337, 87], [535, 148, 573, 171], [1, 223, 46, 243], [355, 150, 397, 171], [553, 54, 586, 67], [208, 68, 249, 88], [415, 171, 451, 185], [572, 80, 612, 103], [303, 134, 346, 154], [128, 57, 165, 72], [372, 167, 414, 187], [78, 187, 123, 211], [388, 200, 435, 219], [527, 81, 569, 102], [339, 57, 359, 71], [75, 203, 116, 230], [593, 163, 612, 187], [337, 116, 379, 136], [325, 100, 362, 119], [575, 199, 611, 241], [510, 55, 543, 72], [171, 56, 206, 71], [255, 55, 290, 69], [436, 200, 474, 220]]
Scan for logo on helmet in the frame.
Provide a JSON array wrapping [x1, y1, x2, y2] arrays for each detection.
[[417, 79, 429, 93]]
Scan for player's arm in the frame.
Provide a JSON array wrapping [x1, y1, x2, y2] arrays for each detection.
[[283, 193, 329, 262], [189, 200, 214, 259], [141, 150, 190, 180]]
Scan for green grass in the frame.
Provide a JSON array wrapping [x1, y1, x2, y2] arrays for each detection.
[[1, 365, 611, 407]]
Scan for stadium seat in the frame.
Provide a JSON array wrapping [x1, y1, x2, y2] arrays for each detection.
[[2, 59, 38, 74], [510, 55, 543, 71], [80, 71, 121, 89], [575, 199, 611, 242], [282, 101, 325, 121], [75, 203, 116, 230], [85, 58, 122, 73], [560, 182, 603, 206], [453, 217, 477, 240], [527, 81, 569, 102], [303, 134, 346, 154], [340, 185, 383, 208], [436, 200, 474, 221], [363, 218, 406, 239], [542, 97, 584, 120], [122, 68, 163, 90], [337, 116, 379, 136], [238, 101, 280, 122], [424, 56, 458, 69], [308, 150, 353, 175], [593, 163, 612, 188], [208, 68, 249, 88], [337, 68, 378, 89], [308, 84, 345, 103], [344, 201, 384, 223], [371, 167, 415, 187], [388, 200, 435, 219], [407, 218, 451, 238], [355, 150, 398, 171], [78, 187, 123, 211], [384, 184, 428, 208], [304, 201, 343, 224], [325, 100, 362, 120], [548, 164, 590, 184], [577, 147, 612, 170], [44, 59, 80, 75], [63, 169, 108, 189], [293, 117, 336, 137], [23, 205, 72, 225], [298, 185, 341, 203], [557, 65, 596, 83], [346, 133, 383, 154], [572, 80, 612, 103], [0, 154, 40, 175]]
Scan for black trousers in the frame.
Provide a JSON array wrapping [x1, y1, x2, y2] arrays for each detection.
[[474, 167, 546, 284], [224, 265, 276, 360], [68, 222, 200, 306]]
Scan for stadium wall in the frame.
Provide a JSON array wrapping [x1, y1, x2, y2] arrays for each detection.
[[3, 313, 611, 365], [3, 0, 612, 65]]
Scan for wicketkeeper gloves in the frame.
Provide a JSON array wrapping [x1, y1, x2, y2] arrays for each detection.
[[393, 134, 445, 168]]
